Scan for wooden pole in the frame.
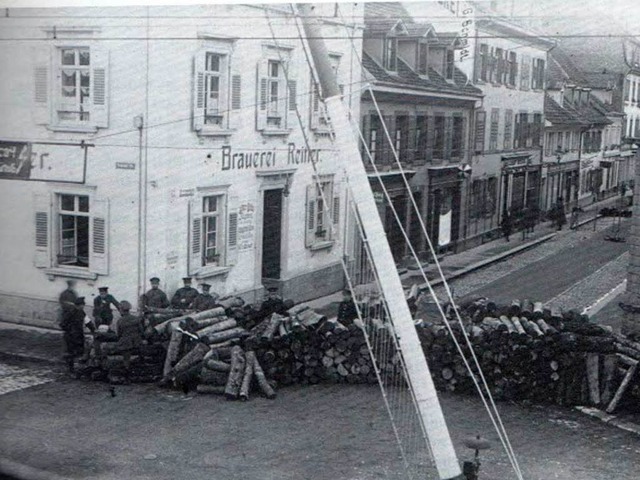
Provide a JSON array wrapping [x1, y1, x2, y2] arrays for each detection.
[[296, 5, 463, 479]]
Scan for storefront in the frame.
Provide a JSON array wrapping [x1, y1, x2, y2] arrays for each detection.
[[500, 153, 541, 216], [542, 160, 579, 212]]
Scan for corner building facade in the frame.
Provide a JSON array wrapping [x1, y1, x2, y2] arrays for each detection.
[[0, 4, 364, 327]]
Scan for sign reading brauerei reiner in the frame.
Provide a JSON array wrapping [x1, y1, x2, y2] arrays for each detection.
[[0, 140, 86, 183], [216, 143, 329, 171]]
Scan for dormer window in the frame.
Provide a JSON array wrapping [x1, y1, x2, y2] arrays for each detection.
[[445, 49, 455, 81], [383, 36, 398, 71], [417, 42, 429, 76]]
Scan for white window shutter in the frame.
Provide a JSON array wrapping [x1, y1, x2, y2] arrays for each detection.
[[256, 59, 268, 130], [226, 207, 238, 266], [286, 60, 297, 129], [188, 199, 203, 275], [331, 183, 340, 240], [230, 73, 242, 128], [305, 184, 316, 248], [32, 46, 51, 125], [89, 198, 109, 275], [91, 47, 110, 129], [34, 193, 51, 268], [193, 49, 206, 131]]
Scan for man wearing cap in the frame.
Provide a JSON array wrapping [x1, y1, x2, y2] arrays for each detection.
[[115, 300, 144, 375], [171, 277, 199, 310], [93, 287, 121, 327], [58, 279, 78, 328], [61, 297, 96, 373], [141, 277, 170, 311], [191, 283, 220, 312]]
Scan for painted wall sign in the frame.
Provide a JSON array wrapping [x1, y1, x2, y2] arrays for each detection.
[[0, 140, 86, 183], [115, 162, 135, 170], [218, 143, 326, 171], [237, 202, 256, 251]]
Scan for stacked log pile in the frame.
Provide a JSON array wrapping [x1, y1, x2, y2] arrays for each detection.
[[79, 291, 640, 411], [419, 297, 640, 409]]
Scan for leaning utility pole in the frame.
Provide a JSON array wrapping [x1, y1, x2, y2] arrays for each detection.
[[622, 147, 640, 338], [296, 4, 464, 479]]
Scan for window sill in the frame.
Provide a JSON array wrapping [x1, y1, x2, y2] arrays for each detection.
[[310, 240, 334, 251], [197, 128, 235, 137], [43, 267, 98, 281], [260, 128, 292, 137], [195, 266, 232, 279], [47, 125, 98, 134]]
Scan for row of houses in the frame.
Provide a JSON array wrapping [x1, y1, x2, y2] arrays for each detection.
[[0, 2, 638, 327]]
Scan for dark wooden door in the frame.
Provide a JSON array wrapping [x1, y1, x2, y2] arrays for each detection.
[[262, 189, 283, 279]]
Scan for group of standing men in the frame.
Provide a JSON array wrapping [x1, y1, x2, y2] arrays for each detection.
[[58, 276, 222, 373]]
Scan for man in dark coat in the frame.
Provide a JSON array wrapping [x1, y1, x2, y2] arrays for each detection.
[[337, 289, 359, 327], [61, 297, 95, 373], [260, 286, 286, 317], [141, 277, 170, 311], [58, 279, 78, 327], [501, 210, 513, 242], [554, 197, 567, 230], [171, 277, 199, 310], [93, 286, 120, 327], [115, 300, 144, 373], [191, 283, 220, 312]]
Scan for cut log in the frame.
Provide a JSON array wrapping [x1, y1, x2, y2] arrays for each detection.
[[261, 314, 284, 342], [606, 355, 638, 413], [154, 306, 226, 334], [252, 355, 276, 399], [171, 342, 210, 376], [198, 319, 237, 339], [240, 351, 256, 401], [204, 359, 231, 372], [194, 315, 233, 331], [586, 354, 601, 405], [600, 354, 617, 405], [196, 384, 226, 394], [162, 330, 183, 377], [203, 327, 249, 345], [199, 367, 229, 386], [224, 346, 246, 400]]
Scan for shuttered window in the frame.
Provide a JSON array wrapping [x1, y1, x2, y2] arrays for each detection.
[[256, 50, 296, 133], [33, 193, 109, 276], [305, 178, 339, 249]]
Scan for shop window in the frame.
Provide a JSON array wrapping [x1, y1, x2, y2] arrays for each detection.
[[33, 192, 109, 279], [305, 177, 339, 250], [256, 47, 295, 135], [33, 45, 109, 132], [189, 190, 238, 276]]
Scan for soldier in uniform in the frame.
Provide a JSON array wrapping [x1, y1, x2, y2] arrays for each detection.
[[61, 297, 95, 373], [337, 289, 358, 327], [171, 277, 199, 310], [191, 283, 220, 312], [93, 286, 121, 327], [58, 279, 78, 328], [141, 277, 170, 311], [115, 300, 144, 374]]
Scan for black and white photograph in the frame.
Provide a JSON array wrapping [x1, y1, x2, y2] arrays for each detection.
[[1, 0, 640, 478]]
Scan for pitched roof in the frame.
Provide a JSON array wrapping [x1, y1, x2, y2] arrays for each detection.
[[364, 2, 433, 38], [544, 95, 584, 127], [544, 94, 612, 128], [362, 51, 482, 98], [364, 2, 413, 22]]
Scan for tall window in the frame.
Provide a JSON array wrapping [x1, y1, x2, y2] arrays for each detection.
[[433, 115, 445, 159], [495, 48, 504, 84], [489, 108, 500, 151], [508, 52, 517, 86], [305, 178, 339, 248], [532, 58, 545, 90], [58, 194, 90, 267], [267, 60, 282, 126], [451, 115, 466, 159], [479, 44, 489, 82], [202, 195, 223, 266], [369, 115, 380, 163], [417, 42, 429, 75], [383, 36, 398, 71], [520, 55, 531, 90], [256, 51, 292, 132], [503, 110, 513, 150], [204, 53, 224, 126], [395, 115, 409, 161], [59, 48, 91, 123], [533, 113, 543, 147], [416, 115, 428, 161], [445, 49, 455, 81]]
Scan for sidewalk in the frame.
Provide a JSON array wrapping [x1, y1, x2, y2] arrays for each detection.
[[0, 195, 624, 368]]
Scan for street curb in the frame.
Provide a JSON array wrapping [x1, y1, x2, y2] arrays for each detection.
[[0, 457, 70, 480], [574, 406, 640, 436], [418, 232, 557, 291], [0, 350, 63, 367]]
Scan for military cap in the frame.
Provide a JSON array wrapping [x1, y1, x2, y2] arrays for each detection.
[[149, 277, 160, 283], [201, 283, 211, 290], [98, 286, 109, 292], [267, 286, 279, 293], [182, 277, 192, 283], [74, 297, 86, 305], [120, 300, 132, 310]]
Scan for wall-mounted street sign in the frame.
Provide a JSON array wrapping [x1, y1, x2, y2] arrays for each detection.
[[0, 140, 88, 183]]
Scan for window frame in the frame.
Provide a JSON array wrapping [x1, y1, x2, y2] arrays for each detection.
[[256, 45, 295, 135], [417, 41, 429, 76], [383, 36, 398, 71], [305, 175, 339, 250], [56, 193, 90, 268]]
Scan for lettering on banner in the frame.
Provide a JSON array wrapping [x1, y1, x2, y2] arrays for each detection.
[[0, 140, 85, 182], [237, 202, 256, 251], [456, 3, 475, 63]]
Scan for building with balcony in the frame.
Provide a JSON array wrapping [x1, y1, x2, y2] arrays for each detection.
[[360, 2, 482, 261]]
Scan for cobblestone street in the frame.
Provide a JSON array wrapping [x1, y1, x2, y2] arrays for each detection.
[[0, 361, 58, 397]]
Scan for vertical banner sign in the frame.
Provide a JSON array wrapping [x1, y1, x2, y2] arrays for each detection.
[[455, 2, 475, 81]]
